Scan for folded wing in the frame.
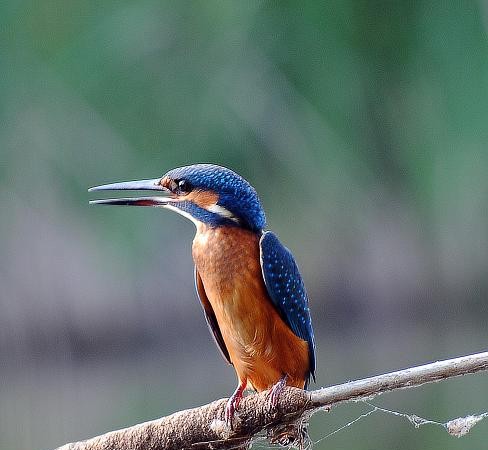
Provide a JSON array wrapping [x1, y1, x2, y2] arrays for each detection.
[[259, 231, 316, 384]]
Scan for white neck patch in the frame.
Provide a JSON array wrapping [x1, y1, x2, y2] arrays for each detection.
[[163, 202, 240, 227], [206, 203, 240, 223]]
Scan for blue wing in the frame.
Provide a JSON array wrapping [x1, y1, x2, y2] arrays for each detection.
[[259, 231, 316, 385]]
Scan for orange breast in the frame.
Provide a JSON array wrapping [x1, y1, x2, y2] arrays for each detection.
[[192, 225, 310, 391]]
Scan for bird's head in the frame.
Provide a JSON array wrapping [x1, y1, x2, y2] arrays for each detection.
[[89, 164, 266, 232]]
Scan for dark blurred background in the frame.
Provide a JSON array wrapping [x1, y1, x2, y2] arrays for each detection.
[[1, 1, 488, 449]]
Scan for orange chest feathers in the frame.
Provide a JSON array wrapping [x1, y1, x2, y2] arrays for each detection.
[[192, 226, 310, 391], [192, 226, 266, 343]]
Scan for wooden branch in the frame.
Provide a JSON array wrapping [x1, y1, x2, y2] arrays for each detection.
[[309, 351, 488, 407], [56, 351, 488, 450]]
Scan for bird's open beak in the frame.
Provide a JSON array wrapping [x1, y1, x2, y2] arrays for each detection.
[[88, 178, 171, 207]]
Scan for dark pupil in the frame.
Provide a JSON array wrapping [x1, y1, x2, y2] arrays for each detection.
[[177, 179, 190, 193]]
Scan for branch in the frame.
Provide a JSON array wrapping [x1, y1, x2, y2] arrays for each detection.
[[56, 351, 488, 450]]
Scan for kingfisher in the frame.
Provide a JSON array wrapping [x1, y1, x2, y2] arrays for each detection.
[[89, 164, 315, 424]]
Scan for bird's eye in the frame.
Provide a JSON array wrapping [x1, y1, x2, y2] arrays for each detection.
[[176, 179, 191, 194]]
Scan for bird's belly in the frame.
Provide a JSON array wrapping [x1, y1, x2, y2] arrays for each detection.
[[192, 226, 309, 391]]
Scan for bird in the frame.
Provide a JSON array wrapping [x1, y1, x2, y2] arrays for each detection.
[[89, 163, 315, 425]]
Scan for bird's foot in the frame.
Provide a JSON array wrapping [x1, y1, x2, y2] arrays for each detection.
[[225, 382, 246, 429], [267, 374, 288, 408]]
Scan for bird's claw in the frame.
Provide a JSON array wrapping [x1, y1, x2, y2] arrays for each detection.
[[225, 383, 246, 429], [267, 374, 288, 408], [224, 398, 237, 429]]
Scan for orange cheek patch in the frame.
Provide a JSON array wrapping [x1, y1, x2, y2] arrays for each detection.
[[186, 190, 219, 208]]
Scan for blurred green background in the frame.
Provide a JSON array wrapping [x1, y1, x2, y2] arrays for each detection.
[[1, 1, 488, 449]]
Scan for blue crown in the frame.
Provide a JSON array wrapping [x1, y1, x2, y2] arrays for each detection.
[[165, 164, 266, 232]]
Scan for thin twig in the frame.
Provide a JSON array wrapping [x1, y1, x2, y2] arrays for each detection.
[[55, 351, 488, 450], [310, 351, 488, 406]]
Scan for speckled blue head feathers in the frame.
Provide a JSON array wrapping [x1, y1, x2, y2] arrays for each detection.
[[164, 164, 266, 232]]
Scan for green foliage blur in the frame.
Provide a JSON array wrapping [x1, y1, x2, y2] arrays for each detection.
[[1, 1, 487, 449]]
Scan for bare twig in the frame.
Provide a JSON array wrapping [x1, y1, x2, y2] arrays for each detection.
[[310, 351, 488, 406], [56, 351, 488, 450]]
